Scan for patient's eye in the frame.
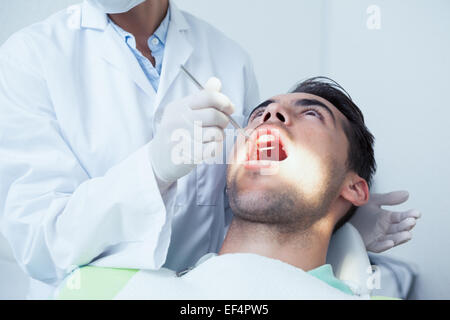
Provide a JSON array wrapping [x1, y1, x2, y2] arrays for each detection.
[[250, 107, 266, 121], [302, 107, 324, 120]]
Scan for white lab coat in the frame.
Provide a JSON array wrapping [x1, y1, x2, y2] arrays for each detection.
[[0, 0, 259, 297]]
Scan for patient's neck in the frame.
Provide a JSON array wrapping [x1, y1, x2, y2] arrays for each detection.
[[219, 217, 333, 271]]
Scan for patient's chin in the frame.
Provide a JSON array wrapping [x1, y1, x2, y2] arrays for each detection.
[[229, 182, 306, 228], [227, 173, 339, 233]]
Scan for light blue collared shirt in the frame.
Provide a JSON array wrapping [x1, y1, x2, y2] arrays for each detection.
[[109, 9, 170, 92]]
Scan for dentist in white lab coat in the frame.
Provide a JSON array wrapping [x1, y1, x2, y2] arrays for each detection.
[[0, 0, 259, 298]]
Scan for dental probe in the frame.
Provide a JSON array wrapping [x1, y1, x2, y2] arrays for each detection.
[[180, 65, 250, 139]]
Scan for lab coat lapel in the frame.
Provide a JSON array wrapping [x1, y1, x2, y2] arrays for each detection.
[[155, 2, 193, 109], [80, 0, 156, 99], [99, 24, 157, 99]]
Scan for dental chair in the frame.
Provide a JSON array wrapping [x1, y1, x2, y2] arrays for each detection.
[[327, 223, 417, 300], [327, 223, 373, 298]]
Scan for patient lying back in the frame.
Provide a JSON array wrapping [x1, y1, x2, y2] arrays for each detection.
[[58, 77, 379, 300]]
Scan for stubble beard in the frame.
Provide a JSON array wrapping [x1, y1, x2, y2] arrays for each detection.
[[226, 167, 343, 234]]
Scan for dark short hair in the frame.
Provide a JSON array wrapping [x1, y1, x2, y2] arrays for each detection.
[[290, 77, 377, 230]]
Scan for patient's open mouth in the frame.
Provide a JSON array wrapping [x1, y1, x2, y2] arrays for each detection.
[[247, 127, 288, 162]]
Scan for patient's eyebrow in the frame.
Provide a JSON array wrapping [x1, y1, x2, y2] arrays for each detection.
[[294, 98, 336, 126]]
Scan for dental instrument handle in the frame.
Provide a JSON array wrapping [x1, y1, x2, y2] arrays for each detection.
[[180, 65, 250, 138], [180, 65, 204, 90]]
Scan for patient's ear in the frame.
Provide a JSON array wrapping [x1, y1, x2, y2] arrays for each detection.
[[340, 173, 369, 207]]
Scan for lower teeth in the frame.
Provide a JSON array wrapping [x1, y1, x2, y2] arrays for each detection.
[[258, 146, 275, 152]]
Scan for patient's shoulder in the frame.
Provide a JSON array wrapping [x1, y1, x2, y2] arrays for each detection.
[[56, 266, 139, 300]]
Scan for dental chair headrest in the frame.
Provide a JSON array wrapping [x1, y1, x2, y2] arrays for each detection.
[[326, 223, 372, 297]]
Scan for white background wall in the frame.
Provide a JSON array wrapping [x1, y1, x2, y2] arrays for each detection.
[[0, 0, 449, 299]]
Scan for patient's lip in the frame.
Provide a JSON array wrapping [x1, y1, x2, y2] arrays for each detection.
[[243, 160, 274, 170]]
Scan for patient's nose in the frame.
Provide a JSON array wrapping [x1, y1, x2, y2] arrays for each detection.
[[262, 103, 291, 125]]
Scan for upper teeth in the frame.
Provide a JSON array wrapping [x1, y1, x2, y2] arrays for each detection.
[[258, 146, 275, 151], [257, 134, 275, 143]]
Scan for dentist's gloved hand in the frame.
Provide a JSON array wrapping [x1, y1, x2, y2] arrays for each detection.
[[149, 77, 234, 190], [350, 191, 421, 253]]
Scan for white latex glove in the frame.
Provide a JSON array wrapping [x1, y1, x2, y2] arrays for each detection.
[[349, 191, 421, 253], [150, 77, 234, 189]]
